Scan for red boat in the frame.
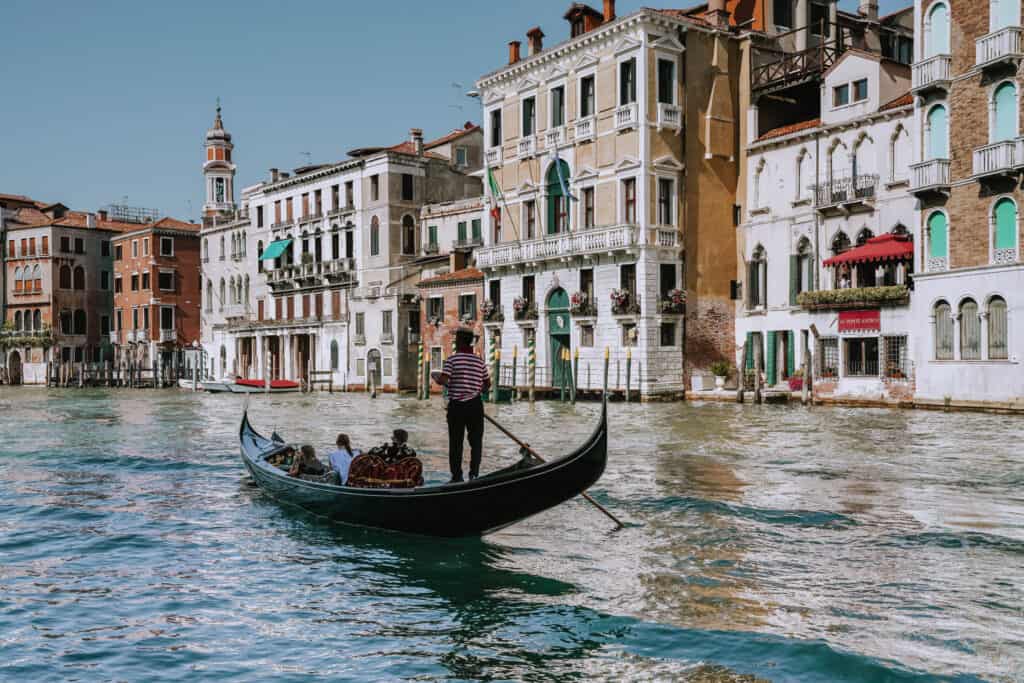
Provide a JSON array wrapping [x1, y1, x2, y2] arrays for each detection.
[[229, 378, 301, 394]]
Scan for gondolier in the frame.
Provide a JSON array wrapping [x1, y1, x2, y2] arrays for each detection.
[[432, 326, 490, 483]]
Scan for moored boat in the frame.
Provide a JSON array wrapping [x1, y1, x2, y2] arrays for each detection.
[[238, 403, 608, 537], [229, 379, 301, 394]]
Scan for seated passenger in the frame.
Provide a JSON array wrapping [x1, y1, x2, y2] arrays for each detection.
[[328, 433, 362, 486], [267, 446, 295, 469], [368, 429, 418, 464], [289, 444, 326, 478]]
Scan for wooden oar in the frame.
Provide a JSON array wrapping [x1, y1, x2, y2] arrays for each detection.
[[482, 413, 624, 530]]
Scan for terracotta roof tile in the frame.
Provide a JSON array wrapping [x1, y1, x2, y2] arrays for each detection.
[[425, 124, 480, 149], [417, 267, 484, 287], [150, 217, 201, 232], [757, 118, 821, 141], [385, 140, 449, 160], [880, 92, 913, 111]]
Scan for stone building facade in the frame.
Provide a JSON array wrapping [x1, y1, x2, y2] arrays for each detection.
[[416, 263, 485, 393]]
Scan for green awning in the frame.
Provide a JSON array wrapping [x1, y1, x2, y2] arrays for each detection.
[[261, 239, 292, 261]]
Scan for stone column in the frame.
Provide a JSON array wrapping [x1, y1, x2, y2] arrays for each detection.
[[283, 334, 293, 379], [796, 0, 809, 51], [952, 312, 962, 360], [980, 310, 990, 361]]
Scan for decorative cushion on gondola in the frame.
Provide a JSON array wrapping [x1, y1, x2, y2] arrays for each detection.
[[347, 454, 424, 489]]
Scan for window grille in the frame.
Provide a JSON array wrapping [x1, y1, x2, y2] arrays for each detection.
[[817, 337, 839, 378], [883, 335, 909, 379]]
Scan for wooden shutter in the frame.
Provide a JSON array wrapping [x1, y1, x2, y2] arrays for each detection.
[[786, 331, 796, 378], [766, 331, 777, 386], [302, 295, 310, 319], [286, 297, 294, 320], [745, 332, 754, 370], [332, 292, 341, 320], [275, 298, 282, 319], [257, 300, 265, 321], [789, 255, 799, 306], [315, 293, 323, 319]]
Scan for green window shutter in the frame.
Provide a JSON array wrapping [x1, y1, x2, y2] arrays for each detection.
[[457, 222, 467, 241], [428, 225, 437, 245], [928, 212, 948, 258], [786, 331, 796, 378], [472, 219, 482, 240], [994, 83, 1017, 142], [994, 198, 1017, 250], [789, 255, 799, 306], [766, 331, 777, 386], [745, 332, 754, 370]]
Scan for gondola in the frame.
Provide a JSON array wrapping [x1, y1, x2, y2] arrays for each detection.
[[238, 402, 608, 537]]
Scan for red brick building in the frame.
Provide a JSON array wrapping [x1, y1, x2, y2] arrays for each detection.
[[111, 218, 201, 372], [416, 265, 484, 392]]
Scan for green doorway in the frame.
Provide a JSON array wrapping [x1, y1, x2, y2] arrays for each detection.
[[547, 288, 571, 386]]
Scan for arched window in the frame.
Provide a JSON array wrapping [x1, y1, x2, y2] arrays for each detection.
[[59, 265, 72, 289], [794, 237, 813, 297], [992, 0, 1020, 30], [993, 82, 1018, 142], [988, 296, 1009, 360], [257, 240, 264, 273], [370, 217, 380, 256], [203, 238, 208, 260], [927, 211, 949, 271], [32, 264, 41, 291], [220, 235, 225, 259], [856, 228, 874, 246], [890, 125, 910, 182], [219, 279, 226, 312], [753, 159, 766, 209], [244, 275, 250, 308], [73, 309, 87, 335], [748, 245, 767, 308], [330, 340, 340, 371], [795, 150, 809, 200], [73, 266, 85, 290], [926, 2, 950, 57], [401, 215, 416, 255], [24, 309, 33, 331], [926, 105, 949, 160], [33, 309, 41, 330], [852, 134, 874, 178], [960, 299, 981, 360], [60, 310, 72, 335], [934, 301, 953, 359], [13, 267, 21, 292], [547, 160, 571, 234], [13, 310, 22, 331], [832, 231, 851, 255], [206, 280, 213, 313], [828, 140, 849, 181], [220, 345, 227, 376], [993, 197, 1018, 263]]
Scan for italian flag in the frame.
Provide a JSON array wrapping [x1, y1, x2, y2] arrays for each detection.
[[487, 168, 503, 220]]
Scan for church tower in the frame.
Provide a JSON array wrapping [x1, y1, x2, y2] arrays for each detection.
[[203, 102, 236, 221]]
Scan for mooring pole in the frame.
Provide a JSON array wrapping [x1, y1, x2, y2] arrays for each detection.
[[528, 336, 536, 405], [417, 340, 424, 400], [571, 348, 579, 404], [603, 346, 609, 398], [511, 345, 518, 401], [625, 348, 632, 403]]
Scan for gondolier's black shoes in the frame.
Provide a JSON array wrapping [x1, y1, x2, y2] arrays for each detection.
[[447, 476, 464, 484], [469, 472, 479, 481]]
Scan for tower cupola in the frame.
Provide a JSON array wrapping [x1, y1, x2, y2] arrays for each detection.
[[203, 100, 237, 220]]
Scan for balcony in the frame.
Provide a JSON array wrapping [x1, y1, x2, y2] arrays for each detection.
[[657, 103, 683, 132], [545, 126, 566, 148], [475, 224, 640, 270], [813, 175, 878, 215], [976, 26, 1024, 69], [910, 159, 951, 195], [452, 237, 483, 251], [159, 329, 176, 343], [574, 116, 595, 142], [912, 54, 952, 93], [354, 334, 366, 346], [615, 103, 638, 131], [423, 242, 439, 255], [797, 285, 910, 311], [517, 136, 536, 159], [381, 333, 394, 346], [751, 42, 845, 95], [485, 147, 502, 167], [271, 220, 293, 231], [973, 140, 1019, 178]]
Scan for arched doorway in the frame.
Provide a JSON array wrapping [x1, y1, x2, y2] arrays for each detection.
[[547, 288, 571, 387], [8, 350, 23, 386], [366, 349, 383, 388], [546, 160, 570, 235]]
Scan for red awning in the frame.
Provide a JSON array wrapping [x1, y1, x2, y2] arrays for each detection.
[[823, 233, 914, 267]]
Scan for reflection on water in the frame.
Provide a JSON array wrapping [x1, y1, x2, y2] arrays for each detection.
[[0, 388, 1020, 681]]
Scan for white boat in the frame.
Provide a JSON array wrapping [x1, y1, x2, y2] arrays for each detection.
[[201, 381, 235, 393]]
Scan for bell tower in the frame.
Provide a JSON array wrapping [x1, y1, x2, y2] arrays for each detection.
[[203, 100, 236, 221]]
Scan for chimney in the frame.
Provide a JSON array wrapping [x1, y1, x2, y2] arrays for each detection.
[[410, 128, 424, 156], [98, 210, 108, 221], [526, 27, 545, 56], [270, 167, 280, 183], [603, 0, 615, 22], [86, 213, 96, 229], [707, 0, 729, 28], [859, 0, 879, 21], [508, 40, 521, 65]]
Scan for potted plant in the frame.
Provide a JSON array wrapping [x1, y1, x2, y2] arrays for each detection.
[[480, 300, 503, 322], [610, 288, 638, 316], [710, 360, 732, 390], [660, 288, 686, 314], [570, 291, 596, 316], [513, 297, 537, 321]]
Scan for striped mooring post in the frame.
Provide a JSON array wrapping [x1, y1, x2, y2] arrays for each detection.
[[511, 345, 519, 402], [625, 347, 633, 403], [417, 340, 425, 400], [571, 348, 579, 404], [489, 333, 498, 404], [603, 346, 610, 397], [528, 336, 536, 405]]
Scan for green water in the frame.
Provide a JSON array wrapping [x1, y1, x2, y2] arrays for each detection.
[[0, 388, 1020, 681]]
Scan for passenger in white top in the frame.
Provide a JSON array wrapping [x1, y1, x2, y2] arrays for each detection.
[[328, 433, 361, 485]]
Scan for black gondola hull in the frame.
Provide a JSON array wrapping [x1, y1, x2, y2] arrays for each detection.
[[238, 405, 607, 537]]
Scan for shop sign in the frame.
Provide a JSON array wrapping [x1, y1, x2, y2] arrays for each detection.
[[838, 309, 881, 333]]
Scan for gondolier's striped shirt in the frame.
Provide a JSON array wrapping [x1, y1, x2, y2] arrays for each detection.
[[442, 352, 488, 402]]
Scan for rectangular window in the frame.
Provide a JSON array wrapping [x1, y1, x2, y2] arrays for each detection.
[[131, 240, 138, 257], [115, 310, 122, 332], [114, 276, 122, 294], [845, 337, 880, 376], [551, 86, 565, 127], [100, 240, 109, 257], [355, 312, 365, 335], [75, 238, 85, 254], [370, 175, 380, 201], [657, 59, 675, 105], [620, 263, 637, 296], [883, 335, 909, 379], [523, 275, 536, 305], [42, 236, 49, 256], [489, 279, 501, 306], [314, 189, 322, 215], [331, 233, 340, 260], [27, 237, 35, 256], [142, 272, 150, 290], [833, 84, 850, 107], [7, 239, 14, 257], [619, 58, 636, 105], [331, 185, 340, 211], [130, 274, 139, 291], [430, 347, 443, 372], [60, 236, 71, 253], [471, 219, 482, 241], [160, 236, 174, 257], [580, 268, 594, 301], [580, 325, 594, 348], [853, 78, 868, 102], [810, 2, 829, 35], [660, 263, 677, 299], [286, 197, 293, 221], [160, 306, 174, 331], [489, 108, 502, 147], [818, 337, 839, 378], [401, 174, 414, 201], [257, 205, 264, 228], [522, 96, 536, 136], [457, 221, 467, 243], [582, 188, 595, 228], [622, 323, 637, 347], [773, 0, 794, 27], [525, 201, 537, 238], [158, 271, 174, 291], [493, 210, 501, 243], [370, 225, 379, 256], [623, 178, 637, 224], [383, 310, 393, 335], [657, 178, 673, 225], [114, 244, 122, 261], [455, 147, 468, 167], [100, 271, 110, 290], [428, 296, 443, 321], [301, 193, 310, 218], [357, 358, 365, 377], [345, 181, 354, 206], [142, 307, 149, 330], [274, 200, 282, 224], [580, 75, 595, 118], [428, 225, 438, 249], [660, 322, 676, 347], [142, 238, 149, 256], [132, 307, 139, 330], [459, 294, 477, 320]]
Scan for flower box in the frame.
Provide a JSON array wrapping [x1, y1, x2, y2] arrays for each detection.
[[797, 285, 910, 311]]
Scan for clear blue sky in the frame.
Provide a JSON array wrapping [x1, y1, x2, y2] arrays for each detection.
[[0, 0, 908, 220]]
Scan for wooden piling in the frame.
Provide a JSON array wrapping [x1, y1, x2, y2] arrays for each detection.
[[625, 348, 632, 403], [754, 339, 764, 405], [571, 348, 578, 405]]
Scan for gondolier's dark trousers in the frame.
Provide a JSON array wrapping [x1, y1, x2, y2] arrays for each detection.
[[447, 396, 484, 481]]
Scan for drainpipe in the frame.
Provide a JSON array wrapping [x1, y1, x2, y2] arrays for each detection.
[[814, 130, 821, 290]]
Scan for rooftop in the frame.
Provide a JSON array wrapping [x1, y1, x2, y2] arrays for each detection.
[[417, 267, 485, 287]]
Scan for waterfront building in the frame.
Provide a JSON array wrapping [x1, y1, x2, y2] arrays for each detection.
[[908, 0, 1024, 406], [1, 197, 139, 384], [110, 218, 202, 376], [416, 258, 486, 393], [199, 108, 484, 391], [473, 0, 752, 397]]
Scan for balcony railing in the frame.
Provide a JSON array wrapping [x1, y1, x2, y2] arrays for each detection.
[[271, 220, 292, 230], [912, 54, 952, 92], [910, 159, 951, 193], [545, 126, 566, 148], [517, 136, 536, 158], [575, 116, 595, 142], [657, 103, 683, 131], [423, 242, 439, 255], [976, 26, 1024, 67], [615, 103, 638, 131], [381, 333, 394, 346], [453, 237, 483, 250], [752, 42, 844, 94], [814, 174, 878, 210], [485, 147, 502, 167], [973, 140, 1019, 177], [476, 224, 639, 269], [159, 329, 176, 343]]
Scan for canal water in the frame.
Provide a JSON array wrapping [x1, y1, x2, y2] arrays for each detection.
[[0, 388, 1021, 682]]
